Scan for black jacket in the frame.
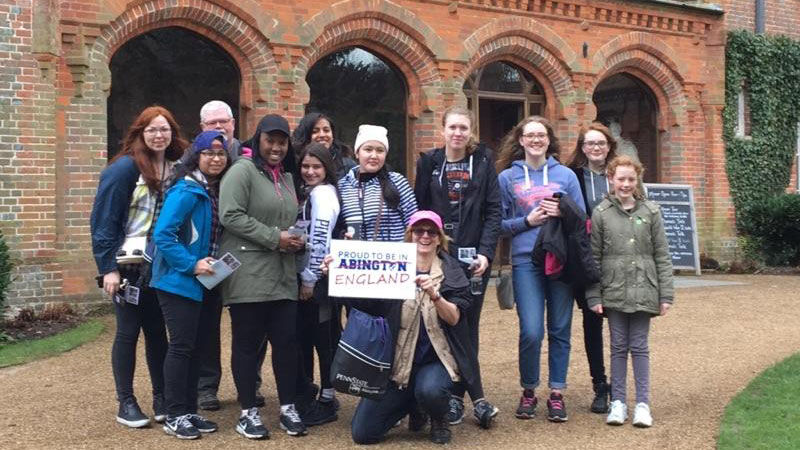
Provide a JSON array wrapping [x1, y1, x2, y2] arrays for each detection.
[[339, 252, 485, 400], [532, 195, 600, 288], [571, 167, 594, 213], [414, 144, 501, 261]]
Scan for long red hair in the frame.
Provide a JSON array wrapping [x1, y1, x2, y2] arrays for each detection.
[[111, 106, 187, 192]]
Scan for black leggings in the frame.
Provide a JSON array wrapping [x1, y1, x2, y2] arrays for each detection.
[[576, 289, 608, 386], [230, 300, 299, 408], [158, 288, 220, 416], [296, 299, 335, 390], [111, 284, 167, 402]]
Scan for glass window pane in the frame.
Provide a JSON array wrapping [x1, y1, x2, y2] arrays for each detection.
[[478, 61, 523, 93]]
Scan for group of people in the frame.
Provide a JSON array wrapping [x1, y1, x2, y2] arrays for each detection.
[[90, 99, 673, 444]]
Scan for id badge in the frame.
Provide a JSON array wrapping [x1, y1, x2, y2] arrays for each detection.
[[125, 285, 140, 305], [458, 247, 477, 265]]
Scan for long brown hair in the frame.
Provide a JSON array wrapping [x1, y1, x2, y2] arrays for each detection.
[[496, 115, 560, 171], [566, 122, 618, 169], [441, 105, 478, 155], [111, 106, 187, 192]]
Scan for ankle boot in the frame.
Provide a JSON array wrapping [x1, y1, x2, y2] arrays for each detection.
[[591, 382, 610, 413]]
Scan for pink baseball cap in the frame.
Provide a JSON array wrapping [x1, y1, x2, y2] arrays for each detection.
[[408, 210, 443, 230]]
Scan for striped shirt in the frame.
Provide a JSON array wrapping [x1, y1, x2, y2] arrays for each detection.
[[338, 168, 418, 242]]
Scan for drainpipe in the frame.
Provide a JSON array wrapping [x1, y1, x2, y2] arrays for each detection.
[[797, 122, 800, 193], [755, 0, 765, 34]]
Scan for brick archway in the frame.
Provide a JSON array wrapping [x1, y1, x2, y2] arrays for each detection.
[[91, 0, 278, 121]]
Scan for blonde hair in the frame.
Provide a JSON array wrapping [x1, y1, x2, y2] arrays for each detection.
[[441, 105, 478, 154], [606, 155, 645, 199], [404, 221, 450, 253]]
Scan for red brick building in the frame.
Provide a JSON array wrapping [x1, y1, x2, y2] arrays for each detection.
[[0, 0, 794, 310]]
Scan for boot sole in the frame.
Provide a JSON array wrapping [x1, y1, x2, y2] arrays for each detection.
[[116, 416, 150, 428]]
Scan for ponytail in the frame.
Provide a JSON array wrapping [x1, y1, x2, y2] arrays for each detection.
[[377, 167, 400, 210]]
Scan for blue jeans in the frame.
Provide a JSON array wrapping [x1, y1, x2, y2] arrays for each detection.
[[351, 360, 453, 445], [512, 260, 573, 390]]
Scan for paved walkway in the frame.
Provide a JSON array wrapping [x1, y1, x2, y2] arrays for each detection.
[[2, 274, 799, 449]]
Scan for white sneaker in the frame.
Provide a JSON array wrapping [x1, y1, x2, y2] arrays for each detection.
[[632, 402, 653, 428], [606, 400, 627, 425]]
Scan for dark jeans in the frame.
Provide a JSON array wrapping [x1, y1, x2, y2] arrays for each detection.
[[451, 270, 490, 400], [158, 288, 219, 416], [230, 300, 298, 408], [576, 290, 608, 386], [111, 284, 167, 402], [196, 295, 269, 399], [351, 360, 453, 445]]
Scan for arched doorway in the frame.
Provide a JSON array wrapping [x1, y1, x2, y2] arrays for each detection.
[[592, 73, 659, 183], [463, 61, 546, 151], [108, 26, 241, 159], [306, 47, 408, 173]]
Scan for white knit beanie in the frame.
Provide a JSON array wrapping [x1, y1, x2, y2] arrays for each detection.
[[354, 124, 389, 152]]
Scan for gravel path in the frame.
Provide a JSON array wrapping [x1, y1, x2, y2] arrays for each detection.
[[2, 274, 799, 449]]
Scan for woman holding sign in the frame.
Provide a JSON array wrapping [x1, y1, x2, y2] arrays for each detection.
[[338, 124, 417, 242], [414, 106, 501, 427], [218, 114, 308, 439], [497, 116, 585, 423], [322, 211, 483, 445], [565, 122, 618, 414], [150, 130, 231, 439]]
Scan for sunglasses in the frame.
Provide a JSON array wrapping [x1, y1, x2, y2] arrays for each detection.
[[412, 227, 438, 237]]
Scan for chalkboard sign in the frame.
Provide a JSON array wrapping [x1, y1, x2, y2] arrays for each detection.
[[644, 183, 701, 275]]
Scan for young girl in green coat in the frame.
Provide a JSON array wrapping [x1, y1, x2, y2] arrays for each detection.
[[586, 155, 674, 428]]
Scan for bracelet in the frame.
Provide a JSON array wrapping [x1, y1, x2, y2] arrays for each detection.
[[430, 291, 441, 302]]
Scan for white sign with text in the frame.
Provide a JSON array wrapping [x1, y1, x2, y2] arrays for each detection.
[[328, 240, 417, 300]]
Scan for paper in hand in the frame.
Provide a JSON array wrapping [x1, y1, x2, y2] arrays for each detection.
[[197, 252, 241, 289]]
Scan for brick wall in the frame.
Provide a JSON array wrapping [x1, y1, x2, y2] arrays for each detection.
[[722, 0, 800, 38], [0, 0, 735, 309]]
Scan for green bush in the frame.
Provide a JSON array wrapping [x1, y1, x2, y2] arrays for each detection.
[[0, 229, 13, 320], [740, 194, 800, 266]]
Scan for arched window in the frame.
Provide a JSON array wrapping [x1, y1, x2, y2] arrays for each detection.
[[593, 73, 659, 183], [306, 47, 408, 173], [108, 27, 240, 159], [463, 61, 545, 150]]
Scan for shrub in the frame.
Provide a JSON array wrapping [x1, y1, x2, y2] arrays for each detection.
[[0, 229, 12, 319], [739, 194, 800, 266], [38, 303, 76, 322]]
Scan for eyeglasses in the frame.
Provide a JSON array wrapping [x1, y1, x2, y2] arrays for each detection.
[[143, 127, 171, 136], [203, 118, 232, 127], [521, 133, 548, 140], [200, 150, 227, 159], [584, 141, 608, 148], [412, 228, 438, 237]]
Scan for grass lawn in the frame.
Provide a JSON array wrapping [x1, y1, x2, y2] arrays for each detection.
[[0, 319, 105, 368], [718, 352, 800, 449]]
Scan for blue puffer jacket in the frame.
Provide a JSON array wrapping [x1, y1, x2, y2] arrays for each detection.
[[150, 176, 212, 302]]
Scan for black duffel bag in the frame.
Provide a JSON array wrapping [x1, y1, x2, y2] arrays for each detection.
[[330, 308, 392, 400]]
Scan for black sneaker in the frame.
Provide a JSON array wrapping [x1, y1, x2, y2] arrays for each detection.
[[187, 414, 218, 433], [446, 396, 464, 425], [473, 400, 499, 429], [547, 392, 568, 422], [591, 382, 610, 414], [152, 394, 166, 423], [301, 399, 338, 426], [294, 383, 319, 416], [116, 397, 150, 428], [515, 392, 537, 419], [198, 393, 220, 411], [408, 404, 428, 432], [163, 414, 201, 440], [254, 391, 266, 408], [319, 394, 341, 411], [236, 407, 269, 439], [280, 405, 308, 436], [429, 418, 451, 445]]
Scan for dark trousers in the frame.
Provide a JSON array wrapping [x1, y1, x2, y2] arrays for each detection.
[[111, 284, 167, 402], [351, 360, 453, 445], [158, 289, 219, 416], [197, 295, 268, 399], [576, 289, 608, 386], [296, 293, 335, 391], [230, 300, 298, 408], [451, 270, 490, 400]]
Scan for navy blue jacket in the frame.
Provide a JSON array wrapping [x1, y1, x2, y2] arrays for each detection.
[[90, 156, 140, 275]]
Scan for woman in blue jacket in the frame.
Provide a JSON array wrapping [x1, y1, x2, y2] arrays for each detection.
[[150, 130, 231, 440], [496, 116, 585, 423]]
